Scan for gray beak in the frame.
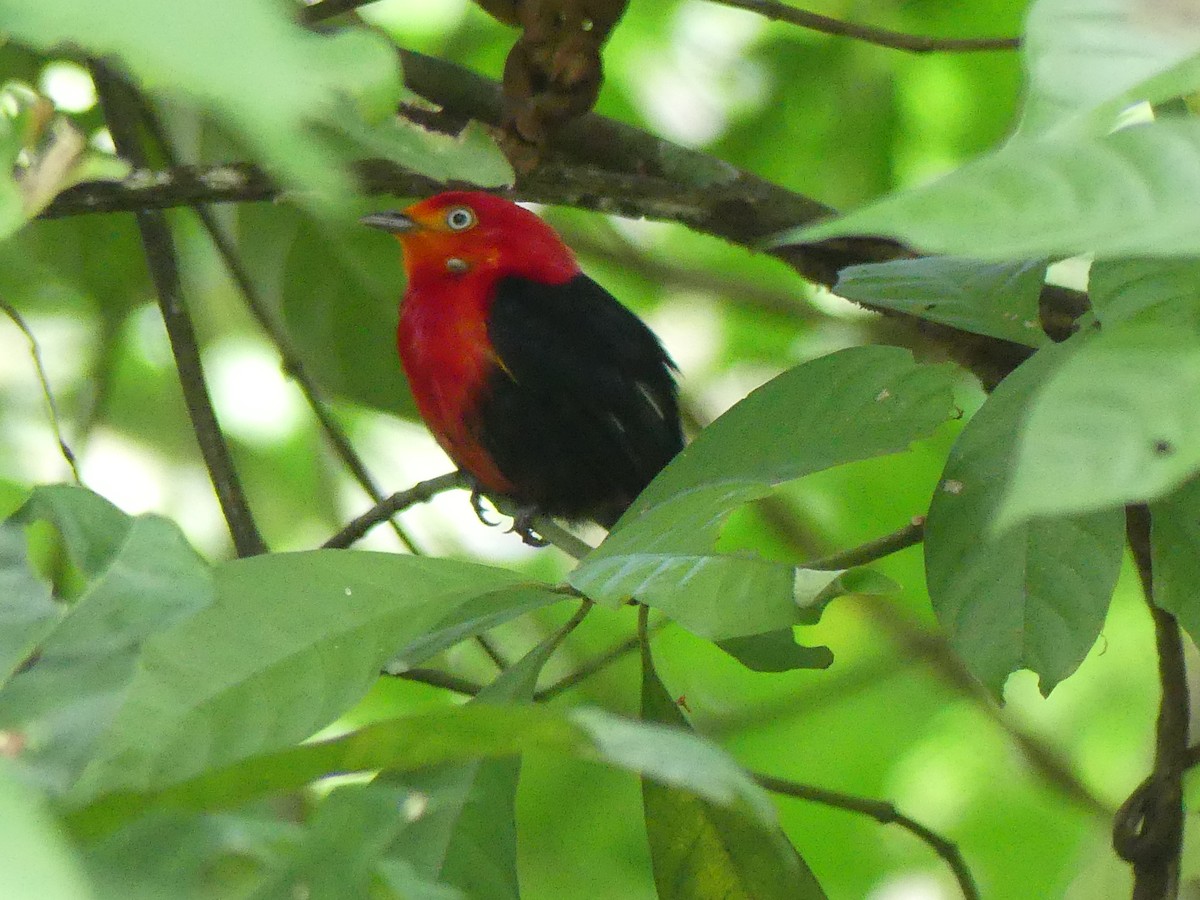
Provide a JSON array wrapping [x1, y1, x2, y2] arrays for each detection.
[[359, 211, 417, 233]]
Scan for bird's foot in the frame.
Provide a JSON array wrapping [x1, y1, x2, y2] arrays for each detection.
[[465, 479, 500, 527], [507, 507, 549, 547]]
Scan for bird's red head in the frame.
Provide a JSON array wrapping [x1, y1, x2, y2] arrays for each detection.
[[361, 191, 580, 289]]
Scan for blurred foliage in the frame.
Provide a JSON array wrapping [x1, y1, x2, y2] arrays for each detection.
[[0, 0, 1198, 898]]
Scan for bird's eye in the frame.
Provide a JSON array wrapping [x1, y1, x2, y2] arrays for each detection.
[[445, 207, 476, 231]]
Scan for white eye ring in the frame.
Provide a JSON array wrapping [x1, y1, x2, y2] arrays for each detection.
[[446, 206, 476, 231]]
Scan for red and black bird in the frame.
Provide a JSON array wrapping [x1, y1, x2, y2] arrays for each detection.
[[362, 191, 682, 542]]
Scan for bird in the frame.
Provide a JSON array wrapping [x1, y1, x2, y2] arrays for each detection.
[[361, 191, 683, 545]]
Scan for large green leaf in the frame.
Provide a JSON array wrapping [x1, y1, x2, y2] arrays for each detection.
[[0, 759, 94, 900], [384, 626, 563, 899], [1020, 0, 1200, 135], [1087, 257, 1200, 328], [68, 552, 557, 802], [0, 486, 214, 793], [282, 217, 414, 415], [0, 521, 62, 686], [786, 118, 1200, 260], [834, 257, 1049, 348], [926, 342, 1124, 695], [69, 705, 778, 843], [571, 347, 959, 641], [641, 640, 826, 900], [998, 320, 1200, 527], [1151, 476, 1200, 647], [0, 0, 401, 209]]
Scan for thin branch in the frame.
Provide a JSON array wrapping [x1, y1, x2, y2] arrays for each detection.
[[754, 772, 980, 900], [858, 594, 1111, 818], [324, 471, 464, 548], [1115, 505, 1187, 899], [708, 0, 1019, 54], [393, 667, 484, 696], [132, 105, 419, 554], [803, 517, 924, 570], [0, 297, 82, 483], [91, 64, 267, 557], [535, 618, 669, 702]]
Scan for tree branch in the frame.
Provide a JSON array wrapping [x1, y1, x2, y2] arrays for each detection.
[[324, 471, 464, 548], [754, 772, 980, 899], [708, 0, 1019, 54], [132, 104, 419, 554], [1114, 505, 1187, 899], [858, 594, 1111, 818], [91, 64, 267, 557]]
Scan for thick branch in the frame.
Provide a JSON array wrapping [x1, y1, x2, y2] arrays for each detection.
[[709, 0, 1019, 53], [755, 772, 979, 900], [50, 49, 1075, 389], [91, 65, 267, 557]]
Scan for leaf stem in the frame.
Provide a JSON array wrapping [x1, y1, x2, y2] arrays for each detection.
[[0, 297, 81, 483], [803, 517, 925, 570]]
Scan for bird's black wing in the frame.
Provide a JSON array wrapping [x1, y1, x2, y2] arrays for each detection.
[[478, 273, 682, 523]]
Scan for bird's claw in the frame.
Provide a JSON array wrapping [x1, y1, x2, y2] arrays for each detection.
[[468, 485, 500, 527], [507, 507, 549, 547]]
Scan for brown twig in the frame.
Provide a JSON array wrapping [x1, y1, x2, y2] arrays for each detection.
[[858, 594, 1111, 818], [708, 0, 1019, 54], [754, 772, 980, 899], [1115, 505, 1187, 899], [91, 64, 267, 557], [131, 104, 419, 554], [0, 297, 82, 483], [324, 471, 464, 548]]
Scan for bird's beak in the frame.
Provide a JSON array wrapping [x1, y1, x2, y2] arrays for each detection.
[[359, 211, 419, 233]]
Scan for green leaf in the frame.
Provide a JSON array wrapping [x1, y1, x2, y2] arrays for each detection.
[[1019, 0, 1200, 135], [383, 623, 566, 900], [926, 342, 1125, 695], [0, 0, 403, 211], [641, 639, 826, 899], [282, 217, 414, 416], [385, 585, 560, 673], [1151, 476, 1200, 646], [834, 257, 1049, 348], [715, 629, 832, 673], [998, 321, 1200, 527], [335, 112, 514, 189], [83, 810, 297, 900], [571, 347, 959, 641], [0, 487, 214, 792], [247, 783, 415, 900], [0, 759, 94, 900], [1087, 257, 1200, 328], [785, 119, 1200, 260], [69, 551, 551, 802], [0, 521, 62, 686], [70, 705, 776, 842]]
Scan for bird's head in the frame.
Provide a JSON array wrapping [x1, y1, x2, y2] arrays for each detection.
[[361, 191, 579, 287]]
